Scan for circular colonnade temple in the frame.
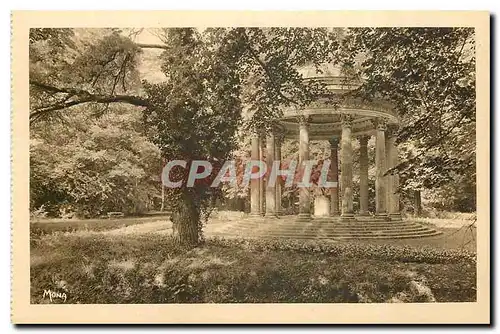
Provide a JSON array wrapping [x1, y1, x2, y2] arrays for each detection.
[[249, 65, 402, 223]]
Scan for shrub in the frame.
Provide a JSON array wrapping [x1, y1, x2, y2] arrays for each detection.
[[207, 237, 476, 264]]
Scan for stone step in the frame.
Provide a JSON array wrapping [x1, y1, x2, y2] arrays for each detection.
[[222, 223, 422, 231], [208, 217, 443, 241], [227, 225, 429, 234], [269, 229, 432, 235], [219, 231, 442, 239], [269, 223, 422, 229], [223, 219, 419, 226], [214, 230, 442, 240], [244, 217, 413, 222], [247, 216, 402, 222], [252, 230, 439, 238], [219, 227, 439, 237], [313, 217, 392, 223]]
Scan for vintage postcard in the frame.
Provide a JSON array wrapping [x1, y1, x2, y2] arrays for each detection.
[[11, 11, 490, 324]]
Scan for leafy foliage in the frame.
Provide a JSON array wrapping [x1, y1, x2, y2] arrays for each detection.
[[238, 28, 341, 130], [30, 105, 161, 217], [29, 28, 146, 123], [340, 28, 475, 193]]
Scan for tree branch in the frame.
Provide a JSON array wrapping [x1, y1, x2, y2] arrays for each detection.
[[388, 111, 470, 176], [241, 31, 298, 106], [29, 80, 149, 123], [91, 50, 120, 87], [135, 43, 169, 50]]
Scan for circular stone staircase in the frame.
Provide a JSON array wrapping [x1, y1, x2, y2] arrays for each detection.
[[209, 216, 442, 240]]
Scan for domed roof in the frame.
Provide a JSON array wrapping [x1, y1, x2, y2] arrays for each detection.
[[280, 63, 398, 140], [296, 63, 343, 79]]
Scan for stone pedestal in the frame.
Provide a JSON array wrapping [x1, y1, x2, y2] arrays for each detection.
[[314, 195, 330, 217]]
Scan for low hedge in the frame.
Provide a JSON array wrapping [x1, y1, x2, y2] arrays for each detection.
[[207, 237, 476, 264]]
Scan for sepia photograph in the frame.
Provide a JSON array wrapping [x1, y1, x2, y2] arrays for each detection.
[[11, 11, 490, 324]]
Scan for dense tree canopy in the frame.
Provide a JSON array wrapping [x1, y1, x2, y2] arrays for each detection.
[[340, 28, 475, 193], [30, 105, 161, 218]]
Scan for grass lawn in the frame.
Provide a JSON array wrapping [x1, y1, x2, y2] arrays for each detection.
[[30, 215, 171, 236], [30, 231, 476, 304]]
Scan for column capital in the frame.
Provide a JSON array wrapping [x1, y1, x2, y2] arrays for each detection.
[[297, 115, 311, 126], [358, 135, 370, 146], [341, 114, 354, 127], [275, 133, 285, 145], [375, 118, 387, 131], [259, 133, 266, 148], [250, 126, 260, 137], [254, 126, 267, 139], [263, 120, 283, 134], [386, 124, 399, 139], [270, 121, 285, 132], [328, 136, 340, 148], [272, 125, 286, 144]]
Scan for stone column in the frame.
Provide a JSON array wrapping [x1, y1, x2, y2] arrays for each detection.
[[275, 135, 283, 216], [329, 137, 340, 216], [358, 135, 370, 216], [375, 120, 388, 217], [259, 134, 265, 215], [265, 131, 276, 217], [297, 116, 311, 220], [340, 115, 355, 221], [386, 127, 402, 220], [250, 132, 261, 216]]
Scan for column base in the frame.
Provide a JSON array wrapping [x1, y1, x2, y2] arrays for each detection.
[[375, 213, 391, 221], [357, 212, 370, 216], [355, 215, 378, 222], [265, 212, 278, 218], [296, 213, 311, 222], [340, 213, 356, 222], [250, 212, 262, 217], [389, 213, 403, 221]]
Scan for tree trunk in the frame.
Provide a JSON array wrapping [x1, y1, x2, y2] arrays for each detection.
[[414, 190, 422, 216], [171, 193, 201, 247]]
